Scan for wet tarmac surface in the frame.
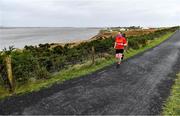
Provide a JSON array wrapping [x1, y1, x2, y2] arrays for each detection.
[[0, 30, 180, 115]]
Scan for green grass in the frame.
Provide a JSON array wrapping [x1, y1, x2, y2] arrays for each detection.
[[162, 73, 180, 115], [0, 32, 174, 100]]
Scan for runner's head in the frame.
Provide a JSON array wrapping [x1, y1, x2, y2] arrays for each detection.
[[118, 31, 122, 35], [117, 31, 122, 37]]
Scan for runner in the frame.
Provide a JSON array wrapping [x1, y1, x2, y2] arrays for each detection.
[[114, 32, 128, 68]]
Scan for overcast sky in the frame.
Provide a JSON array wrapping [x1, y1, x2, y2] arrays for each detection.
[[0, 0, 179, 27]]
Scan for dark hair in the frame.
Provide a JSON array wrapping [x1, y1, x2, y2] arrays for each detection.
[[122, 33, 126, 37]]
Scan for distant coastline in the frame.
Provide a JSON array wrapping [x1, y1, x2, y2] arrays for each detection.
[[0, 27, 103, 29], [0, 27, 101, 50]]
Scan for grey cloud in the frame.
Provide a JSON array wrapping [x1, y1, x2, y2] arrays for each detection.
[[0, 0, 179, 27]]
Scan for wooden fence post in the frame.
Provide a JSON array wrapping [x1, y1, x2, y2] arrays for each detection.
[[5, 55, 15, 92], [91, 46, 95, 64]]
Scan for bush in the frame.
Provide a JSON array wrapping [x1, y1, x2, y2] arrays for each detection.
[[11, 51, 39, 83], [35, 66, 50, 79]]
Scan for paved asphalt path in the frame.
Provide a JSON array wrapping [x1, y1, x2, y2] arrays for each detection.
[[0, 30, 180, 115]]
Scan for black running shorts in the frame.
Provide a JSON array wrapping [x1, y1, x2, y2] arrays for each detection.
[[116, 49, 124, 54]]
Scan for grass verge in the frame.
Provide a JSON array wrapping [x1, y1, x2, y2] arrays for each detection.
[[162, 73, 180, 115], [0, 32, 174, 100]]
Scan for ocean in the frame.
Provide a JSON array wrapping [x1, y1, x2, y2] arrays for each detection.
[[0, 27, 100, 50]]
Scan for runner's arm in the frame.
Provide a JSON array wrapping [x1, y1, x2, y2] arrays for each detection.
[[123, 38, 128, 46], [123, 38, 128, 52], [114, 42, 117, 49]]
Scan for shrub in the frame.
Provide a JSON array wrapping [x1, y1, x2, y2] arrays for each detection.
[[35, 66, 50, 79], [11, 51, 38, 83]]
